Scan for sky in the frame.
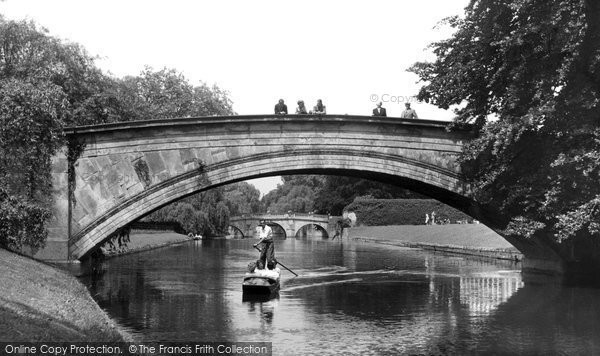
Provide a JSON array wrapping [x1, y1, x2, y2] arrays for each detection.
[[0, 0, 468, 196]]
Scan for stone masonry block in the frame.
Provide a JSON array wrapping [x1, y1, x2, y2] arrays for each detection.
[[161, 150, 184, 175], [144, 151, 166, 177]]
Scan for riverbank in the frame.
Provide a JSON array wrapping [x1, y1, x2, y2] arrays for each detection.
[[101, 229, 191, 259], [0, 248, 130, 341], [348, 224, 523, 261]]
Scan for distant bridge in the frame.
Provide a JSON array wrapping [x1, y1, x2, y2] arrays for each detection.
[[229, 213, 337, 239]]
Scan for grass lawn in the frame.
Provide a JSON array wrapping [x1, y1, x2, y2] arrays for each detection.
[[127, 230, 189, 250], [349, 224, 517, 250]]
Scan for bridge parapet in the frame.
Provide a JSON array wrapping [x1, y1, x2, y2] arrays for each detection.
[[231, 213, 331, 221]]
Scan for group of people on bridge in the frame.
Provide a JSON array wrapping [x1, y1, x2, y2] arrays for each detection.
[[274, 99, 418, 118], [275, 99, 326, 115], [372, 102, 418, 119]]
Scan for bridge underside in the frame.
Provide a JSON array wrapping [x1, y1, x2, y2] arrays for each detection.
[[67, 156, 471, 259]]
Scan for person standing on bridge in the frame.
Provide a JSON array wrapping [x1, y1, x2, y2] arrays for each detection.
[[311, 99, 326, 114], [400, 103, 418, 119], [254, 220, 276, 269], [274, 99, 288, 115], [372, 102, 387, 117]]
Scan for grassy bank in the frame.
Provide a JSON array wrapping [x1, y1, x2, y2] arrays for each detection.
[[102, 230, 191, 258], [0, 248, 129, 341], [348, 224, 522, 261]]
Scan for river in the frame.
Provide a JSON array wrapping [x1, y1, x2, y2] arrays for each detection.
[[81, 238, 600, 355]]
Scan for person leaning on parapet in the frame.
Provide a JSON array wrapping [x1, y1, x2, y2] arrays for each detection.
[[400, 102, 418, 119], [296, 100, 308, 114], [372, 102, 387, 117], [311, 99, 326, 114], [274, 99, 288, 115]]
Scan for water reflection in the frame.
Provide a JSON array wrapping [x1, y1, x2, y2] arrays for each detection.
[[459, 275, 523, 316], [80, 238, 600, 355], [244, 297, 278, 327]]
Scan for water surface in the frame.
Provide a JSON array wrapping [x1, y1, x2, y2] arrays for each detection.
[[82, 238, 600, 355]]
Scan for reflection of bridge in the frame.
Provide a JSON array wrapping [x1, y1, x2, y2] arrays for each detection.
[[36, 114, 599, 283], [459, 276, 523, 315], [229, 214, 336, 239]]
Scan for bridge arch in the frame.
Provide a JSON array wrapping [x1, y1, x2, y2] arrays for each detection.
[[295, 223, 330, 239], [71, 161, 470, 259], [227, 225, 245, 239], [267, 222, 287, 240]]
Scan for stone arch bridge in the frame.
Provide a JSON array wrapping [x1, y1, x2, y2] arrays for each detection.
[[229, 213, 336, 239], [38, 114, 591, 283]]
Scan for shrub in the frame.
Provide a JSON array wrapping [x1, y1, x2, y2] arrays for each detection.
[[344, 198, 473, 226], [0, 187, 50, 253]]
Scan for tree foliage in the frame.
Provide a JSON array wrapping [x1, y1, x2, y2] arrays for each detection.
[[262, 175, 421, 215], [0, 79, 68, 201], [0, 18, 74, 250], [261, 176, 324, 214], [221, 182, 262, 216], [117, 66, 234, 120], [0, 18, 125, 126], [144, 183, 266, 237], [0, 187, 50, 251], [410, 0, 600, 241], [312, 176, 422, 215]]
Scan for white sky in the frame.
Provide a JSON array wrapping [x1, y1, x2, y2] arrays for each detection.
[[0, 0, 468, 196]]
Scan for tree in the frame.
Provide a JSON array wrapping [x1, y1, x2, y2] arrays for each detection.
[[144, 186, 235, 237], [0, 17, 129, 252], [0, 18, 78, 251], [0, 79, 68, 201], [0, 17, 124, 126], [409, 0, 600, 242], [117, 66, 234, 120], [222, 182, 262, 216], [262, 175, 325, 214]]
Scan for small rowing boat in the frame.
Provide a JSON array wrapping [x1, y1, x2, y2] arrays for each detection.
[[242, 267, 280, 295]]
